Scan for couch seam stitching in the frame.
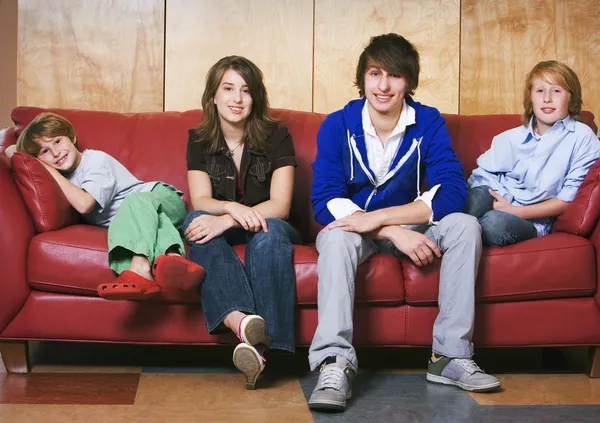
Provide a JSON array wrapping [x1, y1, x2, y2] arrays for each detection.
[[406, 287, 595, 304], [30, 239, 107, 252], [23, 158, 50, 230]]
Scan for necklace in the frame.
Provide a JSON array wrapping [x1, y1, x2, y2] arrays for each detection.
[[227, 141, 243, 155]]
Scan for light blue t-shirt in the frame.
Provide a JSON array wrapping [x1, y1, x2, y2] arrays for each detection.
[[468, 116, 600, 236], [65, 149, 179, 227]]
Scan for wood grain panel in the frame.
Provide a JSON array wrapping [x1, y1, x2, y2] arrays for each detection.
[[18, 0, 164, 112], [461, 0, 600, 122], [314, 0, 460, 114], [0, 373, 140, 404], [0, 0, 18, 128], [165, 0, 313, 112]]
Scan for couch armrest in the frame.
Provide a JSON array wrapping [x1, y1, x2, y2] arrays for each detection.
[[553, 159, 600, 238], [590, 222, 600, 308], [0, 127, 17, 169], [0, 158, 34, 333]]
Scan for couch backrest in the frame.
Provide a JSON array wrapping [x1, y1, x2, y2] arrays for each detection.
[[9, 107, 598, 242], [443, 112, 598, 177], [10, 106, 327, 240]]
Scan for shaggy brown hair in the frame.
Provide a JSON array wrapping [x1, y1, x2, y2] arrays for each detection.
[[16, 112, 79, 156], [355, 33, 420, 97]]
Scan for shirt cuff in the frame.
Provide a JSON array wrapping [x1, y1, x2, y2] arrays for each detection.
[[274, 155, 297, 169], [557, 186, 578, 203], [414, 184, 441, 224], [80, 182, 109, 209], [327, 198, 364, 220]]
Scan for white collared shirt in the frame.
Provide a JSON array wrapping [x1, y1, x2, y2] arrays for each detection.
[[362, 100, 415, 184]]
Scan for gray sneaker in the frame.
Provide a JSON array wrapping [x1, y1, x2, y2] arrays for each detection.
[[427, 355, 501, 392], [308, 356, 356, 411]]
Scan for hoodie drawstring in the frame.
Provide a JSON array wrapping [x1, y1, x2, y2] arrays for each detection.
[[416, 140, 422, 197], [347, 130, 354, 181]]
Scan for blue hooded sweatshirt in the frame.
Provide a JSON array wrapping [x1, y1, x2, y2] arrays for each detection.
[[311, 97, 467, 226]]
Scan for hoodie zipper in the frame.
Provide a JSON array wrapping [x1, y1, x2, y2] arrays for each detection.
[[361, 138, 422, 211], [365, 187, 378, 211]]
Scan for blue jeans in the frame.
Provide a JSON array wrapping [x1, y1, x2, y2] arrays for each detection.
[[182, 210, 301, 353], [465, 185, 537, 246]]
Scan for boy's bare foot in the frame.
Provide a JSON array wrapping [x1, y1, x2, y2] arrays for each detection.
[[129, 254, 154, 280]]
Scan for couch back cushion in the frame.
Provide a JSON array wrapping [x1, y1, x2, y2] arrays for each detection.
[[446, 112, 598, 177], [11, 106, 325, 240], [11, 152, 80, 232], [12, 107, 201, 206], [11, 107, 597, 241]]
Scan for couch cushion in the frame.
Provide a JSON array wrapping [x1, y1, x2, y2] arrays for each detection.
[[251, 245, 405, 306], [403, 232, 596, 305], [28, 226, 405, 305], [12, 152, 80, 232], [29, 225, 120, 295], [270, 109, 326, 241], [28, 225, 201, 303]]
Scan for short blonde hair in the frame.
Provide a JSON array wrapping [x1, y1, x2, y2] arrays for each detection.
[[522, 60, 583, 126], [16, 112, 78, 156]]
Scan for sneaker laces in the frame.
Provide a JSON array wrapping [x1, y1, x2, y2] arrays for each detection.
[[319, 363, 346, 390], [453, 358, 484, 374]]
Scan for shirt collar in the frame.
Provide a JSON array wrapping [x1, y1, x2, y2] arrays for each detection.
[[525, 115, 576, 143], [362, 99, 416, 139]]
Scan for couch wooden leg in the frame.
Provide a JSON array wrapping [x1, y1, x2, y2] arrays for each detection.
[[0, 341, 31, 374], [588, 346, 600, 378]]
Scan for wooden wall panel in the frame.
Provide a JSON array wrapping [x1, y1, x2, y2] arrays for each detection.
[[0, 0, 18, 128], [165, 0, 313, 112], [461, 0, 600, 122], [314, 0, 460, 114], [17, 0, 164, 112]]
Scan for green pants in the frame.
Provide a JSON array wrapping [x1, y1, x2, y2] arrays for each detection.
[[107, 184, 186, 274]]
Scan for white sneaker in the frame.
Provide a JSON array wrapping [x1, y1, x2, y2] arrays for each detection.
[[308, 356, 355, 411]]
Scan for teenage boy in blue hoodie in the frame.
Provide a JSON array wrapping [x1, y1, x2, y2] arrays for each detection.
[[308, 33, 501, 412]]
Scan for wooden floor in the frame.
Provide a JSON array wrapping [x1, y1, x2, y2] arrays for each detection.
[[1, 344, 600, 422]]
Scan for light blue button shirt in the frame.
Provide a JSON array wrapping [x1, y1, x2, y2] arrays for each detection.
[[468, 116, 600, 236]]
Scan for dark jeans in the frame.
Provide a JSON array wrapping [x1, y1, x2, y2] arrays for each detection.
[[182, 210, 301, 353], [465, 185, 537, 246]]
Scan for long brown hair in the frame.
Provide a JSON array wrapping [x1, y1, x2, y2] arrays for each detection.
[[194, 56, 278, 153], [522, 60, 583, 126]]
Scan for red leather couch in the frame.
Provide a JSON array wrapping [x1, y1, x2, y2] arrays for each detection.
[[1, 106, 600, 376]]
